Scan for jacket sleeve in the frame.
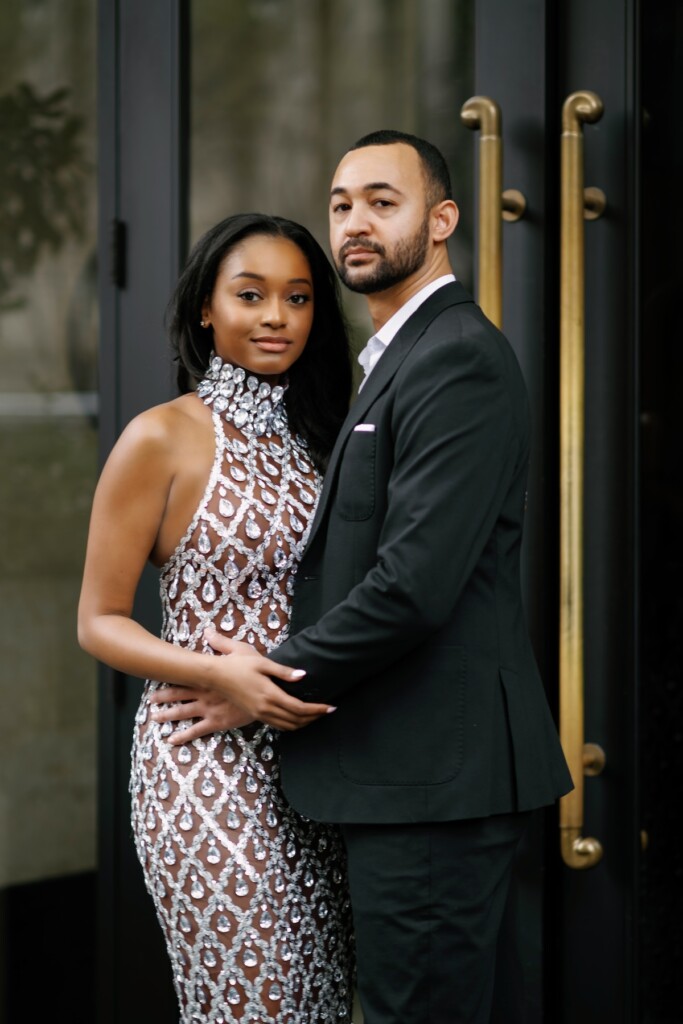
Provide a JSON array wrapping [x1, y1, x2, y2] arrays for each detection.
[[270, 318, 522, 703]]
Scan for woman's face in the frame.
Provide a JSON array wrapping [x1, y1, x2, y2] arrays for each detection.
[[201, 233, 314, 382]]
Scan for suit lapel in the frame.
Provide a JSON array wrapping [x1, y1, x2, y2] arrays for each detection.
[[304, 282, 473, 550]]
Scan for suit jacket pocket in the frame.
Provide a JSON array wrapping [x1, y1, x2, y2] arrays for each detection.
[[335, 429, 376, 521], [338, 646, 467, 786]]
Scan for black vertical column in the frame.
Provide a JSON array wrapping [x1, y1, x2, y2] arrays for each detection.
[[472, 3, 552, 1021], [97, 2, 186, 1020]]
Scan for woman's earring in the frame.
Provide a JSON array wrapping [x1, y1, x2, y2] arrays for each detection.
[[200, 319, 209, 328]]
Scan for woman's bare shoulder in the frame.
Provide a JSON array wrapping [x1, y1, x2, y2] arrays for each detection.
[[116, 393, 207, 453]]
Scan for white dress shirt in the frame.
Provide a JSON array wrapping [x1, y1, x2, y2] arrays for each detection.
[[357, 274, 456, 390]]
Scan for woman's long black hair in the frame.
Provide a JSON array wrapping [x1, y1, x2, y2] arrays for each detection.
[[168, 213, 353, 472]]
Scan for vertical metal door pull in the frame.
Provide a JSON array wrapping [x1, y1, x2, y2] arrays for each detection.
[[461, 96, 525, 329], [559, 90, 606, 870]]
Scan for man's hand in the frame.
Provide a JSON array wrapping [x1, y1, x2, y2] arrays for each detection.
[[200, 628, 336, 731], [149, 684, 254, 744]]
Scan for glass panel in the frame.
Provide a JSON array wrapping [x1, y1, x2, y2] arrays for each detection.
[[190, 0, 474, 368], [0, 0, 98, 1015]]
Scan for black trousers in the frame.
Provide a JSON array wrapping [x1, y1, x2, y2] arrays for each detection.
[[341, 812, 530, 1024]]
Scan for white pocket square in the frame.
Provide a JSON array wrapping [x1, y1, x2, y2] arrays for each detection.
[[353, 423, 376, 433]]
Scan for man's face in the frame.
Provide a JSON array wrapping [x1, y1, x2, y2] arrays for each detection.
[[329, 143, 432, 294]]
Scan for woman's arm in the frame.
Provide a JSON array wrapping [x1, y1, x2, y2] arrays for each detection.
[[78, 406, 327, 731]]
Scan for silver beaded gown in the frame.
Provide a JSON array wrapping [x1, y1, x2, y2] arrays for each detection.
[[130, 356, 354, 1023]]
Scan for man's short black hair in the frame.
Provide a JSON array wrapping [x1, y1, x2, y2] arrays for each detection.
[[348, 129, 452, 206]]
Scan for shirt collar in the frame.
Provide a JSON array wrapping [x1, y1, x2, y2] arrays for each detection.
[[373, 274, 456, 348]]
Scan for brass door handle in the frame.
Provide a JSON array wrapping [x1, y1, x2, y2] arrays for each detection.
[[461, 96, 525, 329], [559, 90, 605, 870]]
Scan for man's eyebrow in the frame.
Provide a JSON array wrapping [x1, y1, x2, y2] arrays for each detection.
[[330, 182, 404, 198], [230, 272, 312, 285]]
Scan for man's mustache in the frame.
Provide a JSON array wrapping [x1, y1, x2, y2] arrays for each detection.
[[338, 240, 386, 261]]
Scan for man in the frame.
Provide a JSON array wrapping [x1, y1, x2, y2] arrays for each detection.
[[157, 130, 573, 1022]]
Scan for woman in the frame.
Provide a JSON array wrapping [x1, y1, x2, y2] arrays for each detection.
[[78, 213, 355, 1022]]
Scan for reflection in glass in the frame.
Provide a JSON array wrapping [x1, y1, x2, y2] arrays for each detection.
[[0, 2, 98, 1019], [190, 0, 474, 370]]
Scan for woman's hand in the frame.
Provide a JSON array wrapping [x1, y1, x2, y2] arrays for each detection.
[[148, 685, 254, 744], [203, 629, 336, 731]]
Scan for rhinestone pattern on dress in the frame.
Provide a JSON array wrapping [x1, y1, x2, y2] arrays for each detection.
[[130, 356, 354, 1022]]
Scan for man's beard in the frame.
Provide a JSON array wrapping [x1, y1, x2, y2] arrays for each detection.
[[335, 215, 430, 294]]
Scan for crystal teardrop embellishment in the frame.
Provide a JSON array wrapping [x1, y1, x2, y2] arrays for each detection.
[[243, 947, 258, 968], [201, 776, 216, 798], [164, 845, 176, 866], [207, 844, 221, 865], [217, 914, 231, 933], [260, 907, 274, 929], [202, 577, 217, 603], [182, 564, 196, 585], [178, 745, 192, 764], [290, 513, 305, 533], [261, 488, 276, 505], [247, 577, 262, 599], [220, 606, 235, 631], [219, 497, 235, 518], [158, 779, 171, 800], [168, 575, 178, 599], [227, 810, 240, 829], [191, 876, 205, 899], [267, 610, 280, 630], [273, 546, 287, 569], [197, 525, 211, 554], [245, 515, 261, 540], [179, 810, 193, 831], [177, 612, 190, 642], [230, 465, 246, 482], [204, 949, 217, 968], [225, 558, 239, 579], [235, 875, 249, 897], [227, 988, 240, 1006]]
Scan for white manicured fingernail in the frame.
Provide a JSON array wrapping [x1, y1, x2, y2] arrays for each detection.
[[290, 669, 306, 679], [326, 707, 337, 714]]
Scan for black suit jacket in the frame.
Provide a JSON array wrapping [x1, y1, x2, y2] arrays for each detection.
[[271, 282, 573, 823]]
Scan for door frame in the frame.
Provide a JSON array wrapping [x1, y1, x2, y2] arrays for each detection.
[[96, 1, 642, 1020]]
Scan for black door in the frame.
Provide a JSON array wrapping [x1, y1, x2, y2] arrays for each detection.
[[97, 2, 680, 1021]]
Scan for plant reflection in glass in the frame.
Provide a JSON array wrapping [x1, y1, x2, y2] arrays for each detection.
[[0, 82, 89, 311]]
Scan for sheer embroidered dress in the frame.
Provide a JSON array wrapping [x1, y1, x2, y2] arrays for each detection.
[[130, 356, 354, 1023]]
